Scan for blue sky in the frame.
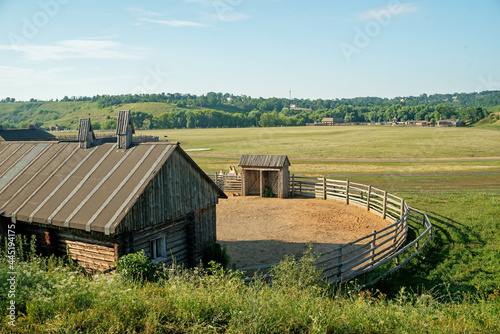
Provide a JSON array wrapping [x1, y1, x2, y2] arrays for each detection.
[[1, 0, 499, 101]]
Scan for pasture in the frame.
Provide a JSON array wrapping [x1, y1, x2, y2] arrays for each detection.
[[138, 126, 500, 176]]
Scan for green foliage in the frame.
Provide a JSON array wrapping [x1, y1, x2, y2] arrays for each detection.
[[271, 246, 325, 290], [204, 243, 231, 269], [116, 250, 161, 282], [262, 186, 276, 198], [90, 120, 101, 130], [0, 234, 37, 262], [102, 118, 117, 130], [1, 246, 499, 333]]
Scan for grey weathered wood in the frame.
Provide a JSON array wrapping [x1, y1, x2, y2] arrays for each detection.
[[346, 180, 350, 205], [366, 185, 371, 211], [322, 176, 327, 200], [382, 191, 387, 219]]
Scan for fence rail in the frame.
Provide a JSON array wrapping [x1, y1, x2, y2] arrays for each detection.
[[238, 175, 433, 286], [208, 172, 243, 193]]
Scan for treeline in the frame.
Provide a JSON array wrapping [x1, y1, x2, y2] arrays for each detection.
[[1, 90, 498, 129], [7, 90, 497, 110], [119, 104, 487, 130]]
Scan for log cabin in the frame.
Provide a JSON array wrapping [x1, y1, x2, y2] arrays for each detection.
[[0, 112, 226, 271]]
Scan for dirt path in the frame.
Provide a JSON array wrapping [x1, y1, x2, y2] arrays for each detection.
[[216, 196, 391, 269]]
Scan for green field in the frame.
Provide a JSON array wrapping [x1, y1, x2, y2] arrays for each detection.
[[3, 126, 500, 333], [136, 126, 500, 176]]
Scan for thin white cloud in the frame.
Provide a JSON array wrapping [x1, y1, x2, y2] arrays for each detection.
[[0, 65, 136, 92], [126, 7, 161, 17], [139, 18, 207, 27], [358, 2, 419, 21], [185, 0, 250, 22], [213, 11, 250, 22], [0, 40, 147, 61]]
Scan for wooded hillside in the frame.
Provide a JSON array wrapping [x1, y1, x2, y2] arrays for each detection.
[[1, 90, 499, 130]]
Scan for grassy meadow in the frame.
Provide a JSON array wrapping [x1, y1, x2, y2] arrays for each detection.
[[2, 125, 500, 333]]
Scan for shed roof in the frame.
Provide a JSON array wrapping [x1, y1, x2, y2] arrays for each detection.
[[0, 128, 56, 141], [239, 154, 290, 168], [0, 141, 225, 235]]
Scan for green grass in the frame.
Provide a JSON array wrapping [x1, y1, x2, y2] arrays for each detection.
[[140, 126, 500, 160], [1, 247, 499, 333]]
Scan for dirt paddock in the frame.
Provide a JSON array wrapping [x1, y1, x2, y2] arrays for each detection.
[[216, 196, 391, 269]]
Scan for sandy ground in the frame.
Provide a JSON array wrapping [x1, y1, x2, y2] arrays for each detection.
[[216, 196, 391, 269]]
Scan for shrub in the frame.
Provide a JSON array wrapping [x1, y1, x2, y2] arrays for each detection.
[[262, 185, 276, 198], [204, 242, 231, 269], [117, 250, 160, 282]]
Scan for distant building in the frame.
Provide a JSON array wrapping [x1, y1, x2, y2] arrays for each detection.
[[0, 125, 56, 142], [321, 117, 345, 125], [436, 119, 461, 127], [416, 121, 431, 127]]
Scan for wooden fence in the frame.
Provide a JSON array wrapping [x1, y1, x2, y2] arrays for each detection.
[[208, 172, 243, 193], [238, 175, 433, 286]]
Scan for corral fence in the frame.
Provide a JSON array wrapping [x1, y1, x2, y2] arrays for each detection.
[[209, 172, 243, 193], [238, 175, 433, 287]]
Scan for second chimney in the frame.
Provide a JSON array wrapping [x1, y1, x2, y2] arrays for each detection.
[[116, 110, 135, 149]]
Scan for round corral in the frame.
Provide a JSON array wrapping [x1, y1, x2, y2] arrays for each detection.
[[216, 196, 392, 269]]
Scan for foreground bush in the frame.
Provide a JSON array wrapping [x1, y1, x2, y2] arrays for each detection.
[[1, 250, 499, 333]]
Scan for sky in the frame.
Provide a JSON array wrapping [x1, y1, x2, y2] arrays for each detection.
[[0, 0, 499, 101]]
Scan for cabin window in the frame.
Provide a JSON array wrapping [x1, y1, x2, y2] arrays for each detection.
[[150, 236, 167, 260]]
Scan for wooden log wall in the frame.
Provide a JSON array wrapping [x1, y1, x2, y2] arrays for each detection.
[[10, 222, 118, 271]]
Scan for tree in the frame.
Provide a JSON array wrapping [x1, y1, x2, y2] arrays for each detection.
[[247, 110, 261, 127], [131, 111, 152, 129], [102, 119, 117, 130], [91, 121, 101, 130], [259, 112, 278, 127]]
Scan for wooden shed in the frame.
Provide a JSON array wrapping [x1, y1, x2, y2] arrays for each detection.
[[0, 116, 226, 271], [239, 155, 291, 198]]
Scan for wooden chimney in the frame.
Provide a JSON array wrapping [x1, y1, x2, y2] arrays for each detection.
[[116, 110, 135, 149], [77, 118, 95, 149]]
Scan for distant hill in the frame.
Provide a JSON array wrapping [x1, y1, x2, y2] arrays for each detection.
[[1, 91, 499, 129]]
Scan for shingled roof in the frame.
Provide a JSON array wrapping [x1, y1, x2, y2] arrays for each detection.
[[0, 141, 225, 235], [0, 128, 56, 141], [239, 154, 290, 168]]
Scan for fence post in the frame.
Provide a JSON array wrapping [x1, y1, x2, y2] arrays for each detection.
[[400, 198, 404, 219], [323, 176, 327, 200], [346, 180, 350, 205], [393, 220, 399, 249], [382, 191, 387, 219], [337, 247, 342, 278], [291, 174, 295, 197], [370, 230, 376, 265], [366, 185, 371, 211]]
